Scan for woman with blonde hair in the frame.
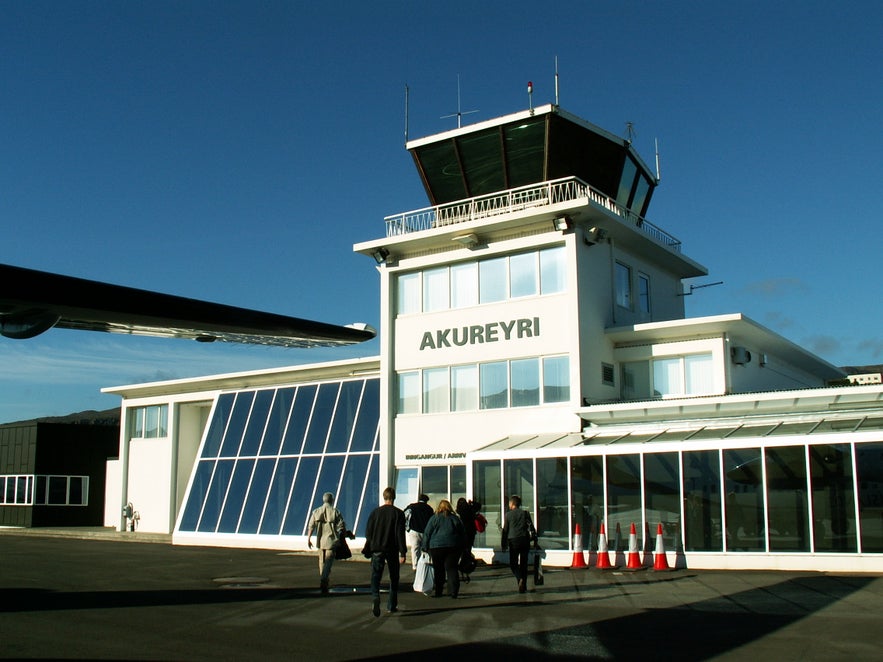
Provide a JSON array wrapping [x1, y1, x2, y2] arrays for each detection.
[[421, 499, 466, 598]]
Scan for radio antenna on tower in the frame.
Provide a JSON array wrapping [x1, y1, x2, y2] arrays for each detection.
[[441, 75, 478, 128], [655, 137, 661, 182], [554, 56, 560, 106]]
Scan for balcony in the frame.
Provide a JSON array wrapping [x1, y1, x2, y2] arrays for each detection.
[[384, 177, 682, 253]]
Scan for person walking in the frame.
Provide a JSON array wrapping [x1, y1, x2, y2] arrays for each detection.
[[364, 486, 407, 617], [306, 492, 350, 594], [404, 494, 433, 569], [501, 494, 537, 594], [422, 499, 466, 599]]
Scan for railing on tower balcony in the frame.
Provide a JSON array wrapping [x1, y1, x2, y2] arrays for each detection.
[[384, 176, 682, 252]]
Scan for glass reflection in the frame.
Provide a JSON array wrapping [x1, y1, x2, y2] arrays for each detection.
[[765, 446, 809, 551], [809, 444, 856, 552], [683, 450, 723, 551], [724, 448, 765, 551]]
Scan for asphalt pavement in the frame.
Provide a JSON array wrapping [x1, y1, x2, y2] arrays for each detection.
[[0, 528, 881, 660]]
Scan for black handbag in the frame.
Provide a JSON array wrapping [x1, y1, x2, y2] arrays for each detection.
[[334, 535, 352, 560]]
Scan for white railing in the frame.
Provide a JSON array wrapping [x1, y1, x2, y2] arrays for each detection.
[[384, 176, 682, 252]]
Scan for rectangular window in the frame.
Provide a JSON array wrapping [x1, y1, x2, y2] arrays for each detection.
[[450, 262, 478, 309], [509, 252, 538, 298], [543, 356, 570, 403], [653, 357, 682, 396], [653, 354, 714, 397], [451, 364, 478, 411], [809, 444, 856, 553], [398, 371, 420, 414], [621, 361, 651, 400], [615, 262, 632, 309], [423, 267, 450, 312], [638, 273, 651, 314], [856, 443, 883, 552], [540, 246, 566, 294], [766, 446, 809, 552], [130, 405, 168, 438], [724, 448, 766, 552], [510, 358, 540, 407], [685, 354, 714, 394], [479, 257, 508, 304], [422, 367, 450, 413], [397, 272, 421, 315], [479, 361, 508, 409], [683, 450, 723, 551]]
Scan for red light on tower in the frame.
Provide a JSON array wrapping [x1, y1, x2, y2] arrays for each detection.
[[527, 81, 533, 94]]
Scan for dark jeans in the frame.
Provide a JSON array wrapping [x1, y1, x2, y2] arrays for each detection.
[[507, 537, 530, 581], [429, 546, 460, 597], [370, 551, 401, 610]]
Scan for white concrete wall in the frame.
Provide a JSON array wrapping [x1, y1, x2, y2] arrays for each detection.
[[126, 437, 173, 533], [103, 458, 121, 529]]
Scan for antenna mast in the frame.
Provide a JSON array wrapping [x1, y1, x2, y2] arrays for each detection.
[[441, 75, 477, 128], [655, 138, 661, 182], [554, 56, 560, 106]]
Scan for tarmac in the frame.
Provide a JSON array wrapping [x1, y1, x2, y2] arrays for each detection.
[[1, 527, 881, 661]]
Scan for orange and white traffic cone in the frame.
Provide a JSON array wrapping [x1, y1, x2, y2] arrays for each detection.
[[625, 522, 643, 570], [595, 521, 613, 569], [570, 523, 588, 568], [653, 523, 671, 571]]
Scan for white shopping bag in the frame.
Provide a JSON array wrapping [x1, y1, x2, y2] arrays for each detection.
[[413, 552, 434, 593]]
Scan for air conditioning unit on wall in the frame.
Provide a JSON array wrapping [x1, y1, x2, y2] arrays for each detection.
[[731, 346, 751, 365]]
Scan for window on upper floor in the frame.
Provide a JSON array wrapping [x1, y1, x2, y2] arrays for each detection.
[[622, 353, 714, 400], [615, 262, 632, 310], [394, 246, 566, 315], [130, 404, 168, 439], [638, 273, 651, 315]]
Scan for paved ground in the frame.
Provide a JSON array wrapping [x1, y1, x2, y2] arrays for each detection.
[[1, 528, 881, 660]]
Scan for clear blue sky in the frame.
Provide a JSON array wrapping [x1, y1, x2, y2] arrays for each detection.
[[1, 1, 881, 423]]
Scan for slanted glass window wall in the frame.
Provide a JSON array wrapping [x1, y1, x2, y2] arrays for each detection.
[[473, 440, 882, 556], [177, 378, 380, 538], [395, 246, 566, 316]]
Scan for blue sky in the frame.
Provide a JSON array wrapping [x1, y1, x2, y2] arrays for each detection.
[[1, 1, 881, 423]]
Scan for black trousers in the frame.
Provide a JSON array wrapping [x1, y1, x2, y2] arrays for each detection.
[[429, 546, 460, 597], [507, 537, 530, 581]]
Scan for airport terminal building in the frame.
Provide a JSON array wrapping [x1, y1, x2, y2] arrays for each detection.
[[103, 105, 883, 572]]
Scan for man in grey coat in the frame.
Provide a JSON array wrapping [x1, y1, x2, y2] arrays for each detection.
[[307, 492, 349, 594]]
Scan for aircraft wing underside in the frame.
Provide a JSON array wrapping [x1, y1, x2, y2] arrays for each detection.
[[0, 264, 375, 348]]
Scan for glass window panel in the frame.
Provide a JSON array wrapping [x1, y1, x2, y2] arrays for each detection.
[[459, 130, 506, 195], [302, 383, 339, 454], [339, 454, 371, 533], [48, 476, 67, 505], [615, 262, 631, 309], [504, 118, 545, 187], [239, 390, 274, 456], [69, 477, 85, 505], [451, 465, 467, 505], [423, 368, 450, 414], [510, 252, 538, 298], [220, 392, 255, 457], [480, 361, 508, 409], [631, 174, 651, 216], [683, 450, 723, 551], [809, 444, 856, 553], [259, 457, 298, 535], [423, 266, 450, 312], [479, 257, 508, 304], [685, 354, 714, 395], [644, 453, 681, 551], [133, 407, 144, 438], [422, 466, 449, 506], [398, 372, 420, 415], [351, 378, 380, 452], [282, 457, 320, 536], [178, 460, 215, 532], [397, 272, 421, 315], [617, 156, 637, 207], [543, 355, 570, 403], [724, 448, 765, 551], [638, 274, 651, 314], [536, 458, 568, 550], [540, 246, 566, 294], [361, 454, 380, 530], [158, 404, 168, 437], [260, 388, 294, 456], [325, 380, 363, 453], [571, 456, 605, 552], [451, 262, 478, 309], [653, 358, 682, 397], [201, 394, 235, 458], [217, 459, 255, 533], [314, 455, 346, 516], [395, 467, 419, 510], [475, 460, 502, 549], [511, 358, 540, 407], [451, 364, 478, 412], [621, 361, 651, 400], [197, 459, 234, 533], [145, 405, 159, 438], [281, 385, 317, 454], [504, 459, 535, 525], [856, 442, 883, 552], [238, 458, 276, 534], [765, 446, 809, 551], [606, 454, 642, 543]]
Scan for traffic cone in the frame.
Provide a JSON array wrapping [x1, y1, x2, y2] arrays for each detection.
[[595, 521, 613, 569], [653, 523, 671, 571], [625, 522, 643, 570], [570, 523, 588, 568]]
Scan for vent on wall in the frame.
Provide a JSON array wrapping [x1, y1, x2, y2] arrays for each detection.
[[731, 347, 752, 365], [602, 363, 615, 386]]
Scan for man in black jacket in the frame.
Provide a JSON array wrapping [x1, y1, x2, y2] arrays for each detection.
[[364, 486, 407, 616], [404, 494, 433, 569], [501, 494, 537, 594]]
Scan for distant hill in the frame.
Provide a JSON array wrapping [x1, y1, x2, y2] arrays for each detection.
[[0, 407, 120, 428]]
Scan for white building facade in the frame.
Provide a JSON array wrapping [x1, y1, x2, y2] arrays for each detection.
[[104, 105, 883, 571]]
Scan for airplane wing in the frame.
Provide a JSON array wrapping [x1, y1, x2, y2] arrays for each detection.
[[0, 263, 376, 348]]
